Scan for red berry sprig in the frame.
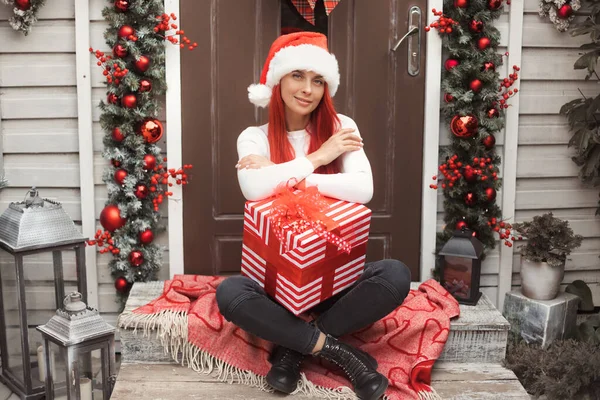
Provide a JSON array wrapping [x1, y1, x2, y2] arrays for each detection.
[[496, 65, 520, 109], [154, 13, 198, 51], [89, 47, 128, 85], [487, 218, 519, 247], [425, 8, 458, 34], [430, 154, 500, 190], [148, 157, 193, 211], [86, 229, 121, 255]]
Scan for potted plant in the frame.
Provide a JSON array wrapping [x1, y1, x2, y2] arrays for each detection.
[[512, 212, 583, 300]]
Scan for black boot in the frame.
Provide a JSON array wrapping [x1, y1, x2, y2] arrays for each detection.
[[315, 335, 388, 400], [266, 346, 304, 394]]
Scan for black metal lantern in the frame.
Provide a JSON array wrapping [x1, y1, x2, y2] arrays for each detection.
[[37, 292, 116, 400], [0, 187, 88, 399], [439, 229, 483, 305]]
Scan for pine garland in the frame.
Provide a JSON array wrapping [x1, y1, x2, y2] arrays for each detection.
[[427, 0, 519, 273], [91, 0, 194, 301], [1, 0, 45, 35]]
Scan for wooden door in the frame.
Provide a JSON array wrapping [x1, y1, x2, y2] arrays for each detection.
[[180, 0, 426, 279]]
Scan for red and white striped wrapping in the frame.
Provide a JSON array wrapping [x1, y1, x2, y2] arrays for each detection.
[[241, 197, 371, 315]]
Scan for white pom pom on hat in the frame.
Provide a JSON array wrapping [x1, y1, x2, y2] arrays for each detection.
[[247, 31, 340, 108]]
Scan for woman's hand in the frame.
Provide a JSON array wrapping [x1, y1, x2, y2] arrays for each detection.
[[236, 155, 275, 170], [307, 128, 363, 169]]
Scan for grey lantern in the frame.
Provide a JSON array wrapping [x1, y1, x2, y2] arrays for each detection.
[[37, 292, 116, 400], [0, 187, 88, 399], [439, 229, 484, 306]]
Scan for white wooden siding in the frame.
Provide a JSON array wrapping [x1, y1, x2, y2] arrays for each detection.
[[0, 0, 170, 343]]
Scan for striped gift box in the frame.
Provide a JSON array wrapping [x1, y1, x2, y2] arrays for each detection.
[[241, 197, 371, 315]]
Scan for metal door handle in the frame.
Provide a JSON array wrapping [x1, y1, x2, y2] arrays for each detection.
[[391, 6, 422, 76]]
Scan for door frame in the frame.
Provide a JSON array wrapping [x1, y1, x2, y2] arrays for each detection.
[[165, 0, 443, 282]]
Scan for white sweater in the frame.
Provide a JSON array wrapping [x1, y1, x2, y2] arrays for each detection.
[[237, 114, 373, 204]]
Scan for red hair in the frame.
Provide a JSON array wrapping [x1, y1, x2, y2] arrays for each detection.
[[267, 84, 341, 175]]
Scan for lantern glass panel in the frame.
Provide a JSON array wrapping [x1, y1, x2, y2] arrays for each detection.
[[46, 340, 68, 398], [442, 255, 473, 300], [0, 258, 24, 385]]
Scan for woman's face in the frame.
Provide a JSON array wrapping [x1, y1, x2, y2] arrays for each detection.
[[279, 70, 325, 118]]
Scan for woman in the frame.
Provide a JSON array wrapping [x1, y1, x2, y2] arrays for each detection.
[[216, 32, 411, 400]]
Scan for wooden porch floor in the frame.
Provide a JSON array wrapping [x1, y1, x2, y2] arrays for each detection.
[[111, 361, 531, 399]]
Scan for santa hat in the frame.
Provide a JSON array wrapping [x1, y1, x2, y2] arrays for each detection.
[[248, 32, 340, 108]]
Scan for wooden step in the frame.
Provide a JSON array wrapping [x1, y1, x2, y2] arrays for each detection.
[[119, 281, 510, 365], [110, 362, 530, 400]]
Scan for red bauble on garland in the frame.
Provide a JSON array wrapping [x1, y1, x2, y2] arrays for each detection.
[[139, 119, 163, 143], [112, 127, 125, 142], [482, 62, 496, 72], [557, 4, 573, 19], [477, 37, 491, 50], [482, 134, 496, 149], [134, 184, 149, 199], [139, 79, 152, 93], [469, 20, 484, 33], [118, 25, 135, 38], [111, 159, 121, 168], [450, 114, 478, 138], [135, 56, 151, 73], [444, 93, 454, 103], [114, 276, 129, 293], [129, 250, 144, 267], [456, 220, 468, 230], [469, 79, 483, 93], [444, 58, 460, 71], [139, 229, 154, 245], [463, 167, 477, 182], [114, 169, 128, 185], [464, 192, 476, 206], [113, 44, 128, 58], [107, 93, 119, 104], [115, 0, 130, 12], [454, 0, 468, 8], [100, 205, 126, 232], [143, 154, 157, 170], [15, 0, 31, 11], [487, 108, 500, 118], [485, 187, 497, 202], [121, 94, 137, 108], [488, 0, 503, 10]]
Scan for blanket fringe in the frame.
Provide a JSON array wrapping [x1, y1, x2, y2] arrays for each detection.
[[418, 388, 443, 400]]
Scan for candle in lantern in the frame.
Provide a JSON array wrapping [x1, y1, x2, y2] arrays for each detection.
[[37, 345, 56, 382], [80, 377, 93, 400]]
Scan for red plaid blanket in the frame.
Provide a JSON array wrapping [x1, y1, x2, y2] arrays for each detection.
[[291, 0, 342, 25]]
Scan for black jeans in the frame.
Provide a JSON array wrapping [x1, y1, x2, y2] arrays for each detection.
[[216, 259, 411, 355]]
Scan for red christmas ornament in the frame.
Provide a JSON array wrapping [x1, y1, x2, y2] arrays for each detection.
[[15, 0, 31, 11], [557, 4, 573, 19], [114, 0, 130, 12], [469, 20, 484, 33], [464, 192, 476, 206], [100, 205, 126, 232], [454, 0, 468, 8], [485, 187, 497, 202], [111, 159, 121, 168], [482, 62, 496, 72], [114, 169, 128, 185], [129, 250, 144, 267], [112, 127, 125, 142], [487, 108, 500, 118], [135, 56, 151, 73], [469, 79, 483, 93], [456, 220, 468, 230], [143, 154, 157, 170], [107, 93, 119, 105], [134, 184, 149, 199], [463, 167, 477, 182], [118, 25, 135, 38], [450, 114, 478, 138], [113, 44, 128, 58], [482, 134, 496, 149], [444, 58, 460, 71], [444, 93, 454, 102], [478, 37, 491, 50], [139, 229, 154, 245], [488, 0, 503, 10], [139, 119, 163, 143], [114, 276, 129, 293], [121, 94, 137, 109], [139, 79, 152, 93]]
